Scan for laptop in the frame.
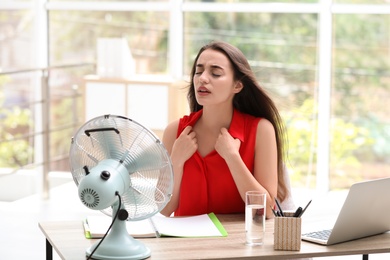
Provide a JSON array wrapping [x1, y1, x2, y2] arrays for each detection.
[[301, 177, 390, 245]]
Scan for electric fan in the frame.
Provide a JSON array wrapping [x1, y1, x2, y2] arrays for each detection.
[[69, 115, 174, 260]]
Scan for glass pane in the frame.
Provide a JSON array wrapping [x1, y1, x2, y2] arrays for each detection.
[[0, 10, 35, 172], [1, 0, 29, 2], [0, 10, 33, 71], [0, 71, 36, 170], [49, 11, 169, 75], [48, 65, 95, 172], [185, 0, 317, 2], [50, 0, 167, 2], [334, 0, 390, 4], [184, 12, 319, 189], [331, 14, 390, 189]]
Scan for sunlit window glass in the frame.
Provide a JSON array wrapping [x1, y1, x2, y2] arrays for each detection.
[[50, 0, 168, 2], [49, 11, 169, 75], [330, 13, 390, 188], [0, 10, 35, 171], [0, 10, 33, 71], [334, 0, 390, 3], [185, 0, 317, 3]]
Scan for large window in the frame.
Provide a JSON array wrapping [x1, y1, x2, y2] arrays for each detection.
[[1, 1, 390, 196]]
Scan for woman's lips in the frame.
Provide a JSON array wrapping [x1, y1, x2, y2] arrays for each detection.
[[197, 86, 210, 95]]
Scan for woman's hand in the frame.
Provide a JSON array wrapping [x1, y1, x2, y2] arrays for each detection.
[[170, 126, 198, 167], [215, 127, 241, 161]]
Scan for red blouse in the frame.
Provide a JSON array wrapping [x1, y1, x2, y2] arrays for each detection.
[[174, 109, 261, 216]]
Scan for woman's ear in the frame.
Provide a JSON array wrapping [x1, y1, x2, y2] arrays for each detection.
[[234, 81, 244, 93]]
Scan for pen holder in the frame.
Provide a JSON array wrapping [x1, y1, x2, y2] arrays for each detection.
[[274, 216, 302, 251]]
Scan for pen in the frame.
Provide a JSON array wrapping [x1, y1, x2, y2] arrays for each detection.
[[293, 207, 303, 217], [275, 198, 284, 217], [270, 205, 278, 217], [298, 199, 312, 217]]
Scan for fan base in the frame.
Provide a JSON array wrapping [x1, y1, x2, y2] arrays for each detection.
[[86, 242, 151, 260], [86, 237, 151, 260]]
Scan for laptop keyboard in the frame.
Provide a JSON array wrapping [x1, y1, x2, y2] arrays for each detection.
[[303, 229, 332, 241]]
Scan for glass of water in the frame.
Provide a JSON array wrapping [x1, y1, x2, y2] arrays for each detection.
[[245, 191, 266, 246]]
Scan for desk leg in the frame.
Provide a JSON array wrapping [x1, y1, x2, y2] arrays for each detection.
[[46, 239, 53, 260], [362, 254, 368, 260]]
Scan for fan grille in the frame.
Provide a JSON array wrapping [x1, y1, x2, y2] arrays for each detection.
[[70, 115, 174, 221], [80, 188, 100, 208]]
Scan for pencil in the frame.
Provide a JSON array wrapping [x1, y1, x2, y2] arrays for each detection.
[[275, 198, 284, 217], [298, 199, 312, 217], [270, 205, 278, 217]]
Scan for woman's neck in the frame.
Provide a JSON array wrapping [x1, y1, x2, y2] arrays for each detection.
[[193, 105, 235, 157], [200, 105, 234, 131]]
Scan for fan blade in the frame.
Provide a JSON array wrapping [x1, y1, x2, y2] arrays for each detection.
[[121, 130, 169, 173], [71, 137, 100, 164], [121, 185, 159, 219], [124, 145, 168, 173], [119, 166, 172, 220]]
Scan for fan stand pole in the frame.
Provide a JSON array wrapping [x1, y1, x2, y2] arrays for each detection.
[[86, 214, 151, 260]]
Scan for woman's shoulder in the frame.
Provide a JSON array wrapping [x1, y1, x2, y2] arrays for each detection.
[[256, 118, 275, 138], [235, 110, 274, 139], [162, 119, 180, 151], [234, 109, 261, 127], [165, 119, 180, 132], [235, 110, 273, 129]]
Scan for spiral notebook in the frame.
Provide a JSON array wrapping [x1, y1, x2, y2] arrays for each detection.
[[84, 212, 228, 239]]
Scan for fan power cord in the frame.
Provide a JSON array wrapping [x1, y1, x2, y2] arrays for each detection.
[[87, 191, 122, 260]]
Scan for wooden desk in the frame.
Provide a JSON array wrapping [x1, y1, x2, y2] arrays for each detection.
[[39, 214, 390, 260]]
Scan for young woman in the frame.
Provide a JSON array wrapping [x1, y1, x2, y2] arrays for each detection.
[[160, 41, 288, 219]]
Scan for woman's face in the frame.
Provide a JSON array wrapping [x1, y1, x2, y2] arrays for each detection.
[[193, 49, 242, 108]]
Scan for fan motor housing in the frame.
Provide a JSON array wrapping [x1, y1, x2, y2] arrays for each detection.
[[78, 159, 130, 210]]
